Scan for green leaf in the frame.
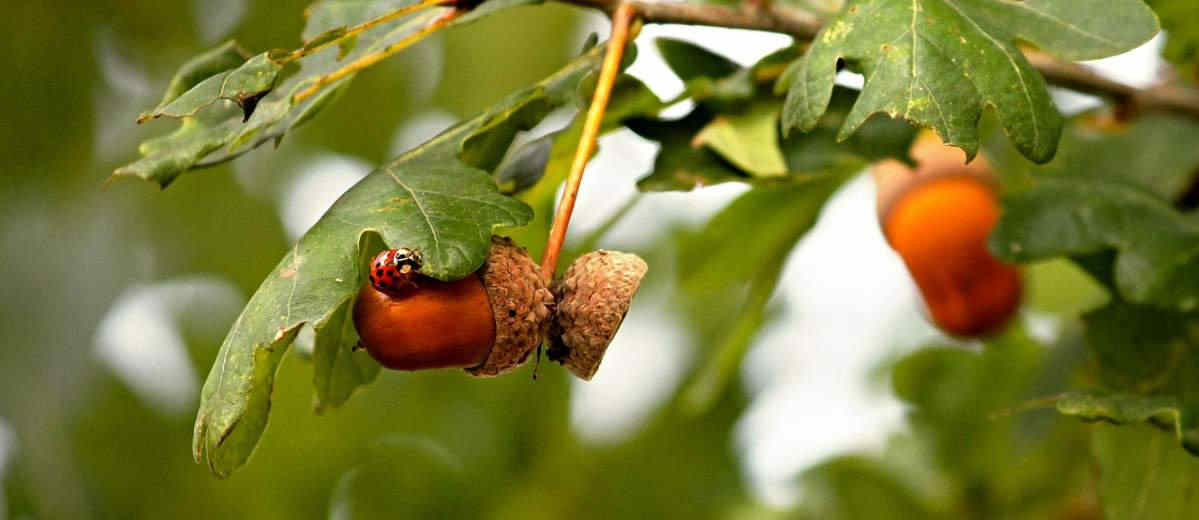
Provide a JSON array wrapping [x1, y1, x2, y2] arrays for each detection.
[[311, 233, 386, 412], [636, 87, 915, 191], [639, 39, 915, 192], [192, 47, 606, 478], [495, 132, 558, 195], [989, 114, 1199, 202], [1147, 0, 1199, 70], [693, 99, 788, 177], [630, 109, 748, 192], [962, 0, 1159, 61], [328, 436, 467, 518], [794, 327, 1093, 518], [991, 176, 1199, 310], [511, 73, 661, 200], [116, 0, 538, 187], [677, 174, 849, 413], [660, 39, 800, 111], [795, 456, 938, 520], [780, 86, 916, 173], [656, 38, 740, 83], [1058, 393, 1183, 435], [1083, 302, 1190, 392], [157, 40, 251, 107], [888, 329, 1096, 515], [1054, 300, 1199, 455], [1092, 424, 1199, 519], [505, 70, 661, 253], [782, 0, 1156, 163], [987, 115, 1199, 309], [1022, 259, 1110, 317]]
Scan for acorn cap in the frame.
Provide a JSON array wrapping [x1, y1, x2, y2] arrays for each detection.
[[549, 250, 648, 381], [468, 236, 554, 377]]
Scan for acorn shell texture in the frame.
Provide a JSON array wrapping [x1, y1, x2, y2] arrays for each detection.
[[550, 250, 648, 380], [468, 236, 555, 377]]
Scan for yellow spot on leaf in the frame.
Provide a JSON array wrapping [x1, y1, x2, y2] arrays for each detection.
[[823, 21, 851, 43]]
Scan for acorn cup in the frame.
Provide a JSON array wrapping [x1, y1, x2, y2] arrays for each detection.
[[548, 250, 648, 380], [873, 132, 1022, 337]]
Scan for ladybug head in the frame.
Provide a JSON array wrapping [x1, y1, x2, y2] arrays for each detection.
[[369, 248, 423, 295]]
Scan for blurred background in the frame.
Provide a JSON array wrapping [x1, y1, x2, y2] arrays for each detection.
[[0, 1, 1176, 518]]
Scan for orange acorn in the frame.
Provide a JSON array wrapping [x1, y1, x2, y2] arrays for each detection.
[[874, 133, 1022, 337], [353, 236, 554, 375]]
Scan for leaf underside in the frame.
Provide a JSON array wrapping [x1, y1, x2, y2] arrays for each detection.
[[114, 0, 541, 187]]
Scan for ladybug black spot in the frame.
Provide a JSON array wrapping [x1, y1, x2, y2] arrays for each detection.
[[507, 309, 517, 318]]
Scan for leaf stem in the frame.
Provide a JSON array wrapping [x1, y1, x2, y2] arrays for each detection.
[[282, 0, 454, 63], [292, 9, 459, 103], [540, 3, 638, 281]]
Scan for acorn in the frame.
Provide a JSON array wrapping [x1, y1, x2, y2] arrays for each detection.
[[353, 236, 554, 376], [548, 250, 648, 380], [874, 132, 1022, 337]]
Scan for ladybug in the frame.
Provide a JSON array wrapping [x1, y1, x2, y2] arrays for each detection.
[[368, 248, 423, 296]]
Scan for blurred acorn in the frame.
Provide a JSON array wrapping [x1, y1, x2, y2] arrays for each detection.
[[874, 132, 1022, 337]]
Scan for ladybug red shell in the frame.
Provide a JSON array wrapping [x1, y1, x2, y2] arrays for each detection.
[[369, 248, 423, 296]]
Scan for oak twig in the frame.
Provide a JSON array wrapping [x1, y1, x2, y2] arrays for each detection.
[[555, 0, 1199, 121], [282, 0, 453, 63], [540, 3, 638, 281], [293, 8, 459, 103]]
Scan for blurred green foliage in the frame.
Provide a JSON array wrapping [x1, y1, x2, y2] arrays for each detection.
[[5, 1, 1199, 519]]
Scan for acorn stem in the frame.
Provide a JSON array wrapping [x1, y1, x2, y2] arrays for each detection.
[[540, 2, 638, 282]]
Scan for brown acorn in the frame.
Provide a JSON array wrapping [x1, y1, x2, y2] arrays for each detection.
[[548, 250, 648, 380], [354, 236, 554, 376]]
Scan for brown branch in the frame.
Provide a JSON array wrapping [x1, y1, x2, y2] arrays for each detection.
[[568, 0, 822, 39], [557, 0, 1199, 121], [1024, 50, 1199, 116], [540, 3, 639, 281]]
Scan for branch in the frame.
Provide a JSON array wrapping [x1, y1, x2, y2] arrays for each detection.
[[541, 3, 639, 281], [557, 0, 1199, 121], [294, 9, 458, 103], [568, 0, 822, 38], [1023, 50, 1199, 117]]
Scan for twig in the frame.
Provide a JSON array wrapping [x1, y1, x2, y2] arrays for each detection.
[[568, 0, 822, 39], [1024, 50, 1199, 116], [293, 9, 458, 103], [282, 0, 453, 63], [555, 0, 1199, 121], [540, 3, 638, 281]]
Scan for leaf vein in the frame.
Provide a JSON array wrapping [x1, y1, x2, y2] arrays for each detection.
[[941, 0, 1040, 147], [387, 169, 443, 257], [992, 0, 1122, 48]]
